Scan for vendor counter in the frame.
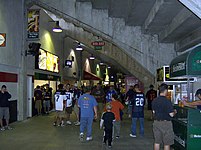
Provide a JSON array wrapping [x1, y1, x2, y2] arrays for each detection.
[[173, 105, 201, 150]]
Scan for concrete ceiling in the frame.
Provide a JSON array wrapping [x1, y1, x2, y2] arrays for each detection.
[[77, 0, 201, 52]]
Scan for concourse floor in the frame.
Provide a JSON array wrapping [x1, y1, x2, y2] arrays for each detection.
[[0, 110, 154, 150]]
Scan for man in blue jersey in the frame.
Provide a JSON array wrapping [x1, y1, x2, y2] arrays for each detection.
[[106, 86, 117, 103], [130, 84, 145, 138], [78, 86, 98, 141]]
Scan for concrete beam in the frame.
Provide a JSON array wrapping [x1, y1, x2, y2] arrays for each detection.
[[175, 26, 201, 52], [144, 0, 164, 30], [158, 8, 192, 42]]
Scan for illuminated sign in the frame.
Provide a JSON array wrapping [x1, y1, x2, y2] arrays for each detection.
[[91, 41, 105, 50], [36, 49, 59, 73]]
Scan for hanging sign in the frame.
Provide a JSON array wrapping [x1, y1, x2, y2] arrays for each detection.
[[0, 33, 6, 47], [91, 41, 105, 50], [27, 9, 40, 39]]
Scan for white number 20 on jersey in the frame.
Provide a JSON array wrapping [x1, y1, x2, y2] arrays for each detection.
[[135, 98, 144, 106]]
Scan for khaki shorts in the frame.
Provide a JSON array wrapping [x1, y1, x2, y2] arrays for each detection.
[[56, 111, 65, 118], [35, 100, 42, 111], [65, 107, 72, 114], [153, 121, 174, 145], [73, 105, 79, 115], [0, 107, 9, 120]]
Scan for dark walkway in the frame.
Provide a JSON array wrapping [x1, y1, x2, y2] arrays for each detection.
[[0, 110, 154, 150]]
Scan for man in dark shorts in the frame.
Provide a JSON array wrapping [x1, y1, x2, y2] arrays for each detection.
[[0, 85, 12, 131], [146, 85, 157, 120], [152, 83, 177, 150]]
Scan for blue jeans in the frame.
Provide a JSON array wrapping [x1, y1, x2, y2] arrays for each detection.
[[80, 117, 93, 137], [131, 118, 144, 136]]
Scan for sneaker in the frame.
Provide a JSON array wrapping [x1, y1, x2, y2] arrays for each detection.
[[108, 145, 112, 149], [86, 136, 93, 141], [66, 121, 72, 125], [61, 123, 65, 127], [75, 122, 80, 126], [79, 133, 84, 141], [116, 136, 120, 139], [0, 127, 5, 131], [130, 134, 136, 138], [53, 122, 57, 126], [6, 126, 13, 130]]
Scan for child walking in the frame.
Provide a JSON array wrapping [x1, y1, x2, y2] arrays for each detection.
[[100, 104, 115, 148]]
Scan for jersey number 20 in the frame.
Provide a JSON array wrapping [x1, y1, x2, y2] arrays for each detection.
[[136, 98, 144, 106]]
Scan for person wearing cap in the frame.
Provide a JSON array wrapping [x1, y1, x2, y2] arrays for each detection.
[[182, 89, 201, 110], [100, 104, 115, 148], [0, 85, 12, 131], [78, 86, 98, 141]]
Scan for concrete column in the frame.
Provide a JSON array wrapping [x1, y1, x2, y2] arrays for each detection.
[[18, 0, 28, 121]]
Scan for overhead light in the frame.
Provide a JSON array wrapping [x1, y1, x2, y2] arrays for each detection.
[[89, 55, 95, 60], [108, 66, 111, 69], [76, 43, 83, 51], [100, 62, 104, 65], [53, 21, 62, 33]]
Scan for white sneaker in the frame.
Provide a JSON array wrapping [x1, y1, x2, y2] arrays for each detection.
[[75, 122, 80, 126], [66, 121, 72, 125], [130, 134, 136, 138], [0, 127, 5, 131], [79, 133, 84, 141], [86, 136, 93, 141]]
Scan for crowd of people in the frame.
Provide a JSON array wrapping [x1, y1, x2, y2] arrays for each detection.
[[3, 81, 201, 150]]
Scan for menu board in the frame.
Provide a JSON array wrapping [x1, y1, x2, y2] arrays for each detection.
[[37, 49, 59, 73]]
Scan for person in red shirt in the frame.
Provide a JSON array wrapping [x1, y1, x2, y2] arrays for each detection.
[[110, 94, 124, 139]]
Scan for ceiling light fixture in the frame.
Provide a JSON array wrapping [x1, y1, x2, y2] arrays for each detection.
[[89, 55, 95, 60], [76, 43, 83, 51], [53, 21, 62, 33]]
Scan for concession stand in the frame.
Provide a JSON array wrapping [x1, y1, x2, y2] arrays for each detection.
[[169, 45, 201, 150]]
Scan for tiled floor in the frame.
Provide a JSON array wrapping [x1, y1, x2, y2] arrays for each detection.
[[0, 110, 154, 150]]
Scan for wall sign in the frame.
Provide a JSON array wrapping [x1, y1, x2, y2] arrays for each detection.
[[0, 33, 6, 47]]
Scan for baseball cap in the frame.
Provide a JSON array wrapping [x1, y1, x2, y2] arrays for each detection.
[[195, 89, 201, 96]]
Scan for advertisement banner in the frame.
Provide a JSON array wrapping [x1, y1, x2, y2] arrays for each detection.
[[27, 9, 40, 39]]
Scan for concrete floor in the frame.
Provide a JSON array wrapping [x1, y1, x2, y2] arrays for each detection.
[[0, 110, 154, 150]]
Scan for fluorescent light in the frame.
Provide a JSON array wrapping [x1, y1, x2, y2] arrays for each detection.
[[108, 66, 111, 69], [76, 45, 83, 51], [100, 62, 104, 65], [89, 55, 95, 60], [53, 21, 62, 33]]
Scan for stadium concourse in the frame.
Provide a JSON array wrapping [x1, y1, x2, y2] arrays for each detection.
[[0, 110, 155, 150]]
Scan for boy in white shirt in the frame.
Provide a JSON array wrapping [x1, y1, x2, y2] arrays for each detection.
[[53, 84, 66, 127]]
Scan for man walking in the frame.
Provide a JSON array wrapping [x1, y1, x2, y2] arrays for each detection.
[[146, 85, 157, 120], [0, 85, 12, 131], [91, 83, 105, 118], [152, 83, 176, 150], [78, 86, 98, 141], [130, 84, 145, 138]]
